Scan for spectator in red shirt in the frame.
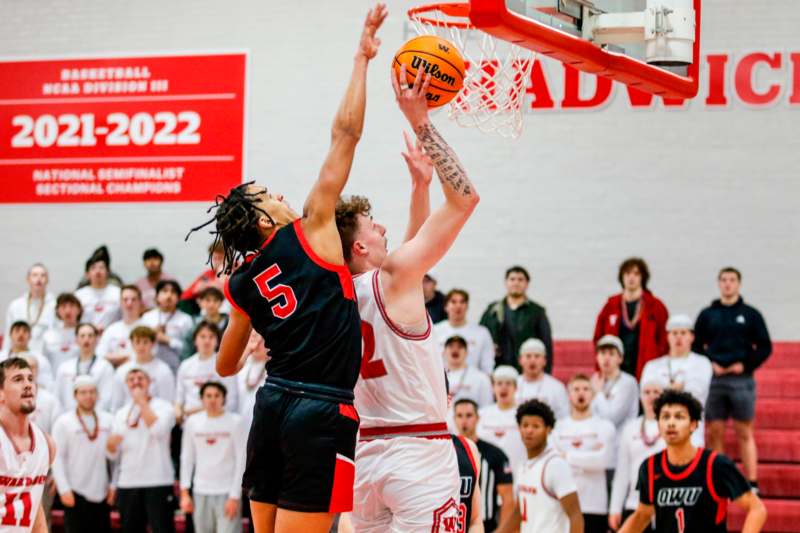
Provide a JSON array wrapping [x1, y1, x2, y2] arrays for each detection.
[[593, 258, 668, 379]]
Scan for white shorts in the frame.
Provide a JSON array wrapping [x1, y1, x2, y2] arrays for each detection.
[[351, 437, 461, 533]]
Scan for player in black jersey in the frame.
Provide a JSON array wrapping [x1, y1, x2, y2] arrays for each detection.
[[452, 433, 485, 533], [186, 6, 387, 533], [620, 390, 766, 533]]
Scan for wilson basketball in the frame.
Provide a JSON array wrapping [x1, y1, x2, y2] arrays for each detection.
[[393, 35, 465, 108]]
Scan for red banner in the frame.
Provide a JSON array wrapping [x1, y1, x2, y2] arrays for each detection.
[[0, 53, 246, 203]]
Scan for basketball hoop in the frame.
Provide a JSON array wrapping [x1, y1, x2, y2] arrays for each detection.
[[408, 3, 535, 139]]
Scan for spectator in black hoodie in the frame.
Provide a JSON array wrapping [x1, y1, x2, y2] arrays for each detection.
[[693, 266, 771, 489]]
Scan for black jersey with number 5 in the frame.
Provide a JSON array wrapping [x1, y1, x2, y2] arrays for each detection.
[[224, 219, 362, 390], [637, 448, 751, 533]]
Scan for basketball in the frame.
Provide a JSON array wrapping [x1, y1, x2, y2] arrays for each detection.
[[393, 35, 465, 108]]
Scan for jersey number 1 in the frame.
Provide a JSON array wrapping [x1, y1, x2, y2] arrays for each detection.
[[676, 507, 685, 533], [254, 264, 298, 319], [2, 492, 32, 527]]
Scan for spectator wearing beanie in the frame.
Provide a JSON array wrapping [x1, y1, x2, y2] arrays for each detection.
[[480, 266, 553, 372], [179, 382, 247, 533], [97, 285, 143, 368], [134, 248, 173, 311], [515, 338, 569, 420], [434, 289, 494, 374], [43, 293, 82, 371], [3, 263, 55, 353], [694, 267, 771, 488], [593, 257, 668, 380], [75, 252, 122, 332], [444, 335, 493, 407], [589, 335, 638, 430], [640, 314, 711, 445], [55, 323, 115, 413], [52, 375, 114, 533], [111, 326, 175, 411], [106, 367, 176, 533], [139, 280, 193, 373]]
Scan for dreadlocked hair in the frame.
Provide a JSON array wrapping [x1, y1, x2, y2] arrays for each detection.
[[185, 182, 274, 275]]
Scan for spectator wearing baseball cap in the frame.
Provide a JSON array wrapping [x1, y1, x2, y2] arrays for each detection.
[[590, 335, 639, 430], [515, 338, 569, 420], [592, 257, 669, 380], [476, 366, 528, 479], [52, 375, 114, 533], [134, 248, 174, 311], [640, 314, 711, 446], [444, 335, 493, 407]]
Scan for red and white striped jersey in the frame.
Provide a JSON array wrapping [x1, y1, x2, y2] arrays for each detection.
[[353, 270, 449, 438], [0, 421, 50, 532]]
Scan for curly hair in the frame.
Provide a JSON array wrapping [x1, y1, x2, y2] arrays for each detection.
[[516, 398, 556, 428], [654, 389, 703, 422], [335, 195, 372, 262], [185, 182, 274, 275]]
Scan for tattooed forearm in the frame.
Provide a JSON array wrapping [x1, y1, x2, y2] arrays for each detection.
[[414, 122, 474, 197]]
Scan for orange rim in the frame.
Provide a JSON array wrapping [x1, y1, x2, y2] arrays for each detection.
[[408, 2, 475, 30]]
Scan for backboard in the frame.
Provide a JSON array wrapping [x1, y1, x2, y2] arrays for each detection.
[[469, 0, 701, 98]]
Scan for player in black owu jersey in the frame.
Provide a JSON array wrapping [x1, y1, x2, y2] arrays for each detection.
[[620, 390, 766, 533], [186, 6, 388, 533]]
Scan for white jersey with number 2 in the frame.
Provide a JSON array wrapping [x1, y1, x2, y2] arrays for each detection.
[[353, 269, 448, 434], [0, 422, 50, 532]]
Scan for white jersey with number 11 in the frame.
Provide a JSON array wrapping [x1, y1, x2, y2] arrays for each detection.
[[0, 422, 50, 532]]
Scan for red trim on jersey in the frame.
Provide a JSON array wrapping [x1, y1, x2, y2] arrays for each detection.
[[705, 451, 728, 524], [339, 404, 359, 422], [292, 219, 355, 301], [223, 276, 251, 320], [647, 455, 655, 504], [371, 270, 431, 340], [662, 448, 703, 481], [359, 422, 449, 439], [457, 435, 478, 478], [328, 454, 355, 513], [1, 423, 35, 456], [540, 454, 559, 500]]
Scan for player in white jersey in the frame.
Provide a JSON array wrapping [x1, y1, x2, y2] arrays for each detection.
[[495, 400, 583, 533], [608, 379, 664, 533], [0, 357, 56, 533], [335, 64, 479, 533]]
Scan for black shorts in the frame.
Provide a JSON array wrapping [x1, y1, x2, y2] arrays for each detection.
[[243, 377, 360, 513]]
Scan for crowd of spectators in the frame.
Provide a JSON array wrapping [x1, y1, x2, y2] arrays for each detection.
[[0, 248, 773, 533]]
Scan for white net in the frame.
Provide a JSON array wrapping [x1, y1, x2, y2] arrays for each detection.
[[409, 3, 535, 139]]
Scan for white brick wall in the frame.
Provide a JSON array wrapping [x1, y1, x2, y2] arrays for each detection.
[[0, 0, 797, 339]]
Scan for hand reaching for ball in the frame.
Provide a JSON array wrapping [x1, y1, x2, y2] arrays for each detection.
[[392, 65, 432, 131], [357, 4, 388, 61]]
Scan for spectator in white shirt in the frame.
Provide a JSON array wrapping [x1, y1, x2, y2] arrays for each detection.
[[182, 288, 229, 360], [106, 367, 176, 533], [1, 321, 54, 391], [176, 322, 238, 424], [3, 263, 56, 353], [111, 326, 176, 411], [515, 338, 569, 420], [75, 256, 122, 333], [434, 289, 495, 374], [140, 280, 194, 374], [608, 379, 665, 533], [590, 335, 639, 430], [237, 331, 268, 428], [98, 285, 144, 368], [552, 374, 616, 533], [52, 375, 114, 533], [640, 314, 712, 446], [477, 365, 527, 478], [22, 353, 61, 434], [445, 335, 493, 407], [43, 293, 82, 371], [180, 382, 247, 533], [56, 323, 115, 413]]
